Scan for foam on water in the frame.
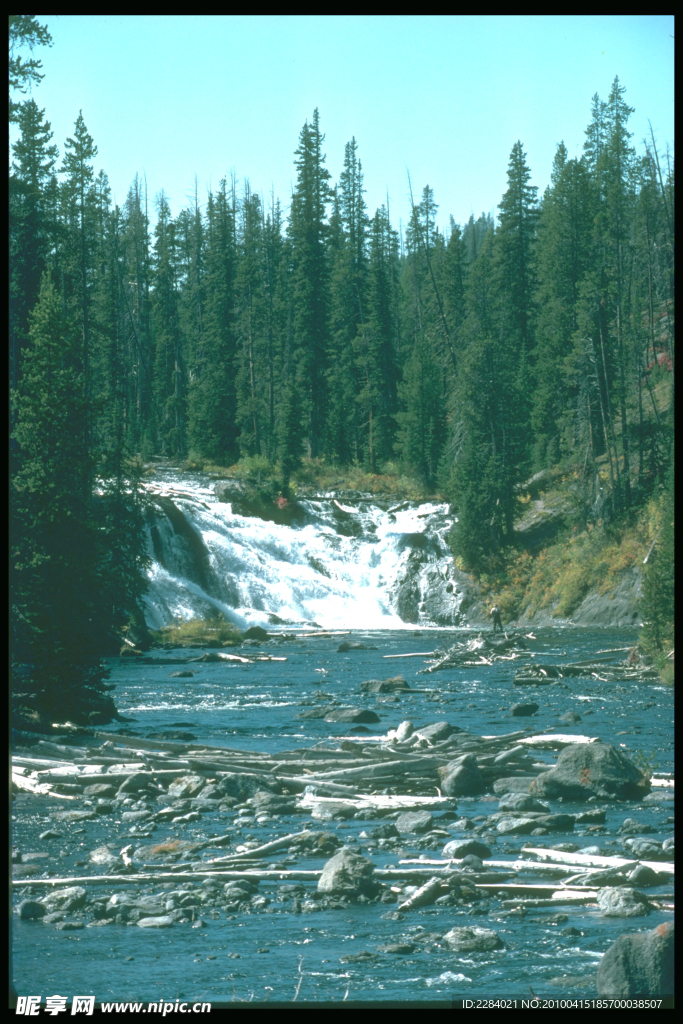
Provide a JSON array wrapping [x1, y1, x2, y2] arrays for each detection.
[[142, 471, 454, 630]]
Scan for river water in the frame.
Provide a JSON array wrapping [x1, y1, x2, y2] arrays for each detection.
[[12, 472, 674, 1005]]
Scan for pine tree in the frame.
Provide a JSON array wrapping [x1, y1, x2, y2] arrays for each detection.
[[10, 99, 59, 390], [11, 276, 117, 725], [188, 179, 239, 463], [288, 109, 332, 458], [9, 15, 52, 122], [152, 192, 186, 457]]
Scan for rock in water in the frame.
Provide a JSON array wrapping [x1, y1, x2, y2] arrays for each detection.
[[243, 626, 268, 640], [442, 926, 504, 952], [324, 708, 381, 724], [442, 839, 491, 860], [17, 900, 46, 920], [597, 922, 674, 997], [511, 702, 539, 717], [415, 721, 456, 742], [440, 754, 485, 796], [395, 810, 434, 835], [317, 847, 378, 897], [597, 888, 651, 917], [41, 887, 87, 913], [533, 742, 650, 802], [497, 794, 549, 813]]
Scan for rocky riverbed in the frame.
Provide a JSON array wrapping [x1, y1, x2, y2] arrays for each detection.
[[12, 628, 674, 1004]]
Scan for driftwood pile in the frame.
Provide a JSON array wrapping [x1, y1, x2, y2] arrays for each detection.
[[420, 633, 531, 673]]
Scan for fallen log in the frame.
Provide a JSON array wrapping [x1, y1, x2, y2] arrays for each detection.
[[397, 876, 445, 910], [522, 847, 674, 876], [383, 652, 436, 659], [205, 830, 312, 863], [502, 894, 598, 908], [11, 774, 76, 800]]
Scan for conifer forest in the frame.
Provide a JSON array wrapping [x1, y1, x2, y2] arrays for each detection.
[[10, 18, 674, 725]]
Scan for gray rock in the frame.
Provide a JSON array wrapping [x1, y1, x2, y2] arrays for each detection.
[[317, 846, 378, 896], [395, 810, 434, 835], [394, 720, 414, 741], [324, 708, 381, 724], [619, 817, 656, 834], [597, 887, 651, 917], [311, 802, 356, 821], [533, 742, 650, 802], [136, 916, 175, 928], [574, 809, 606, 824], [17, 900, 46, 920], [558, 711, 582, 724], [661, 837, 674, 853], [223, 880, 259, 897], [493, 777, 533, 795], [376, 942, 416, 954], [511, 702, 539, 717], [361, 678, 410, 693], [622, 838, 669, 860], [83, 783, 117, 798], [415, 721, 454, 742], [570, 869, 630, 887], [497, 794, 549, 812], [41, 887, 87, 913], [442, 926, 504, 952], [626, 865, 666, 888], [369, 823, 400, 840], [116, 772, 157, 795], [441, 754, 485, 797], [38, 830, 63, 840], [573, 567, 642, 628], [88, 846, 119, 867], [166, 774, 207, 799], [442, 839, 491, 860], [597, 921, 673, 996], [54, 921, 85, 931], [497, 813, 575, 835]]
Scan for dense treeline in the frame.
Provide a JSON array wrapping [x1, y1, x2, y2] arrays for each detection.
[[10, 17, 674, 721]]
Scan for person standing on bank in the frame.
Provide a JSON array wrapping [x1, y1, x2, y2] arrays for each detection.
[[490, 604, 503, 632]]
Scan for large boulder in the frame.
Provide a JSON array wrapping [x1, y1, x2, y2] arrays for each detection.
[[440, 754, 485, 797], [597, 922, 674, 996], [324, 708, 381, 724], [317, 847, 379, 897], [41, 887, 87, 913], [395, 810, 434, 835], [361, 677, 410, 694], [415, 721, 456, 743], [533, 743, 650, 802], [511, 702, 539, 717], [442, 839, 491, 860], [442, 926, 505, 953], [496, 812, 575, 835], [597, 887, 652, 917]]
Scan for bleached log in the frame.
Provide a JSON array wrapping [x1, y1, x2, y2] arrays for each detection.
[[206, 830, 312, 863], [502, 893, 599, 908], [398, 876, 446, 910], [11, 773, 77, 800], [523, 847, 674, 875], [383, 652, 436, 659]]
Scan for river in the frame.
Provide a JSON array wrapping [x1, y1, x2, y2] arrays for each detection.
[[12, 471, 674, 1005]]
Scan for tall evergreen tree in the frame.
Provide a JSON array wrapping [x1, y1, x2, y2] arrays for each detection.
[[288, 109, 332, 458], [11, 277, 117, 725]]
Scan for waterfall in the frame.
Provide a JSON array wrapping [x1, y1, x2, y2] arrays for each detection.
[[141, 470, 475, 630]]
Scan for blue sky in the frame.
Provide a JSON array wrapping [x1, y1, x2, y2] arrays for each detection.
[[16, 15, 675, 234]]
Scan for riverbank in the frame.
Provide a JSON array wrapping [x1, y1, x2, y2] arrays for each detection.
[[11, 628, 674, 1001]]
